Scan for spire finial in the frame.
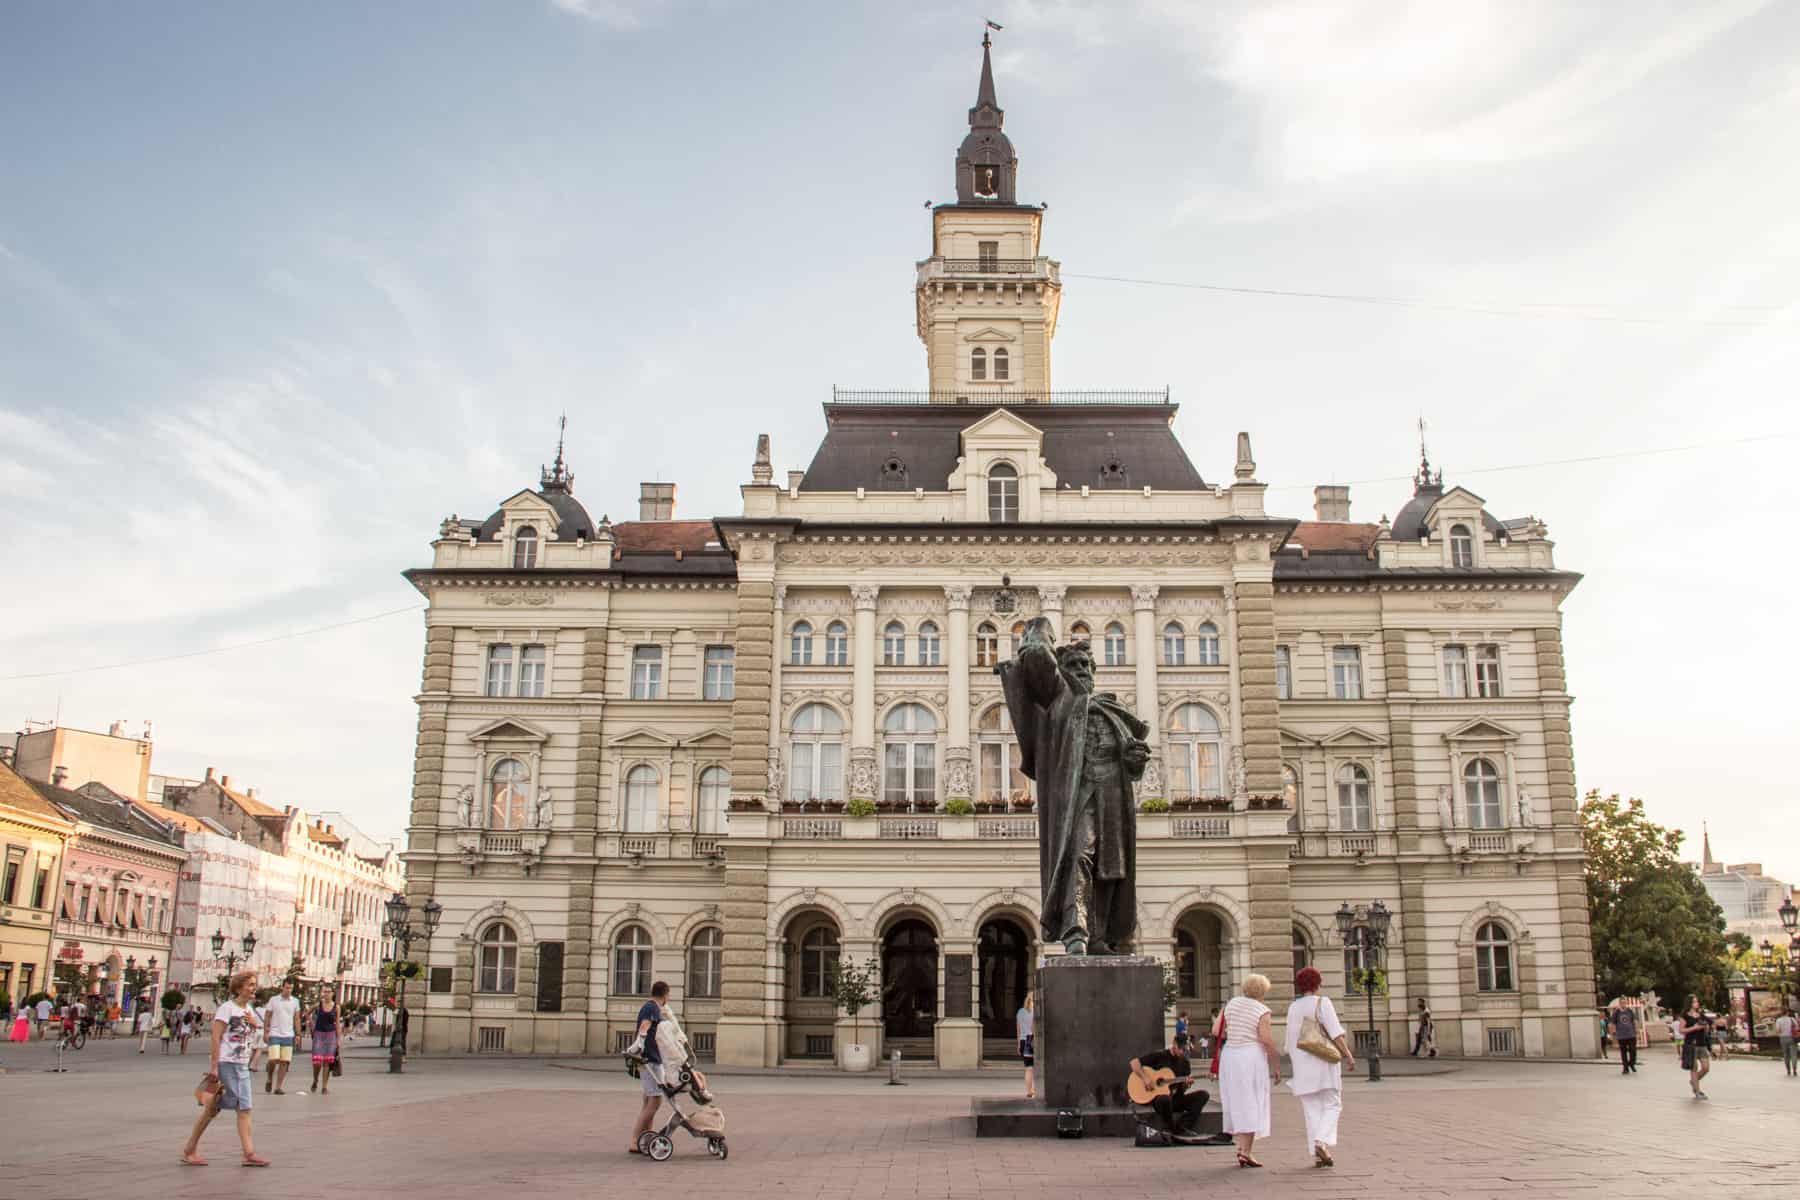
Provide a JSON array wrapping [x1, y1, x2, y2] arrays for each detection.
[[977, 21, 1002, 111], [1414, 415, 1440, 490], [541, 413, 574, 493]]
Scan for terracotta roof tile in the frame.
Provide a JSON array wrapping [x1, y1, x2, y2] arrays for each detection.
[[132, 798, 210, 834], [221, 784, 281, 819], [611, 521, 722, 554], [1287, 522, 1380, 554], [0, 761, 76, 828]]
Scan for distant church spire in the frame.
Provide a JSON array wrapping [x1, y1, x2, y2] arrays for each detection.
[[541, 413, 574, 494], [1702, 820, 1715, 870], [955, 29, 1018, 203], [1414, 415, 1442, 491]]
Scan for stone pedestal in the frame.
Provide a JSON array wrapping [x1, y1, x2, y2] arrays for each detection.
[[1039, 954, 1164, 1110], [935, 1017, 982, 1068]]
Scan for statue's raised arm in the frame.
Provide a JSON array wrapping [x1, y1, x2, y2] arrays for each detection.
[[1004, 615, 1062, 708]]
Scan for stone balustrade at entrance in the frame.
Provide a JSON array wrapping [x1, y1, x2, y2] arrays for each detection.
[[749, 809, 1295, 842]]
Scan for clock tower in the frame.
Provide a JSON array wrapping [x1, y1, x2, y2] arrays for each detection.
[[915, 33, 1062, 400]]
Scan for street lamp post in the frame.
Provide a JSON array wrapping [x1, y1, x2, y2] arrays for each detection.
[[1334, 900, 1393, 1083], [381, 893, 442, 1073], [210, 928, 259, 996]]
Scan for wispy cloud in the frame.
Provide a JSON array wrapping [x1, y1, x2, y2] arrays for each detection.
[[549, 0, 664, 30]]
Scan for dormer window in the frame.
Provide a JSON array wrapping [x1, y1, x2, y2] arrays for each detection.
[[512, 525, 539, 569], [992, 347, 1009, 380], [1450, 524, 1474, 569], [878, 457, 909, 489], [971, 347, 987, 381], [1098, 459, 1129, 488], [987, 462, 1019, 522], [978, 240, 999, 271]]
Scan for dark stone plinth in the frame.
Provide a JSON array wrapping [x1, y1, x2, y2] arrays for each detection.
[[1038, 954, 1164, 1111], [971, 1097, 1222, 1139]]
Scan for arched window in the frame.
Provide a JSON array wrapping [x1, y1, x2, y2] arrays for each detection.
[[488, 758, 530, 829], [790, 620, 814, 666], [918, 621, 941, 666], [987, 462, 1019, 523], [1450, 524, 1474, 569], [1166, 704, 1222, 800], [688, 927, 722, 998], [1475, 921, 1514, 991], [1068, 621, 1091, 645], [512, 525, 538, 570], [975, 622, 999, 668], [882, 703, 938, 810], [696, 766, 729, 835], [1292, 926, 1312, 974], [882, 621, 906, 666], [623, 765, 659, 832], [1343, 926, 1369, 981], [1195, 621, 1221, 665], [612, 924, 653, 996], [824, 620, 849, 666], [1463, 758, 1503, 829], [1275, 645, 1292, 699], [1162, 622, 1186, 665], [1103, 622, 1127, 666], [1336, 763, 1372, 831], [1009, 620, 1027, 656], [1175, 929, 1198, 997], [789, 704, 844, 804], [477, 921, 518, 993], [992, 347, 1009, 380], [971, 346, 988, 380], [978, 706, 1031, 809], [1282, 764, 1301, 809], [799, 924, 839, 997]]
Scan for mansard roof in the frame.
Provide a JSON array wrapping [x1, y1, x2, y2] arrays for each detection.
[[798, 403, 1205, 493], [473, 487, 597, 544]]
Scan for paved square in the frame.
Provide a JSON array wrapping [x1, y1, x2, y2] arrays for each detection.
[[2, 1036, 1792, 1198]]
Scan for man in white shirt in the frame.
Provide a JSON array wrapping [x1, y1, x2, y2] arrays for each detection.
[[35, 996, 52, 1038], [262, 981, 302, 1095]]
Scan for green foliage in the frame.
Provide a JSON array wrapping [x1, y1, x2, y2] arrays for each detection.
[[1161, 961, 1178, 1010], [1140, 797, 1171, 814], [160, 988, 185, 1011], [846, 798, 877, 818], [1351, 967, 1388, 996], [828, 955, 881, 1038], [1725, 932, 1753, 955], [1581, 791, 1727, 1006], [942, 798, 975, 816]]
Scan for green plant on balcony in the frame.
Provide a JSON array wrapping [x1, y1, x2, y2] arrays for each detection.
[[846, 797, 877, 818], [1139, 797, 1171, 814], [942, 798, 975, 816]]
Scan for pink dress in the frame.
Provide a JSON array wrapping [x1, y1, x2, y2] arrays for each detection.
[[8, 1012, 29, 1042]]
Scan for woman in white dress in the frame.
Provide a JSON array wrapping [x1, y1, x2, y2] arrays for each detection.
[[1284, 966, 1355, 1167], [1218, 973, 1282, 1168]]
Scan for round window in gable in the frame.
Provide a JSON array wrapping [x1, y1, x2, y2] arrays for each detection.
[[1098, 458, 1129, 489], [879, 456, 909, 489]]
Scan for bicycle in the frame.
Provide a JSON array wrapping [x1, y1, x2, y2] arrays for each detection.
[[57, 1026, 87, 1052]]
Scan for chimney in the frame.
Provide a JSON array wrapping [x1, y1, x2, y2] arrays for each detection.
[[638, 481, 675, 521], [52, 764, 68, 786], [787, 470, 805, 491], [205, 767, 215, 782], [247, 787, 257, 800], [220, 774, 231, 790], [1313, 485, 1351, 522], [109, 720, 128, 737]]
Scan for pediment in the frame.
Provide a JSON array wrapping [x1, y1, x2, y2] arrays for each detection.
[[1279, 726, 1321, 747], [684, 727, 733, 748], [963, 326, 1019, 344], [467, 718, 550, 744], [495, 490, 559, 518], [1320, 725, 1388, 749], [1442, 717, 1519, 743], [1425, 486, 1488, 524], [607, 725, 678, 748], [959, 407, 1043, 443]]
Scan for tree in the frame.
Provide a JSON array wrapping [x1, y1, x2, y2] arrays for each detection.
[[828, 955, 881, 1051], [1581, 791, 1727, 1006]]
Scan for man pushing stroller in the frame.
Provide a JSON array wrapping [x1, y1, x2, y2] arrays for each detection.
[[624, 981, 727, 1162]]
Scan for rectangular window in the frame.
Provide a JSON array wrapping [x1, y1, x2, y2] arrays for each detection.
[[1475, 645, 1503, 697], [630, 645, 664, 700], [703, 646, 736, 700], [518, 644, 546, 697], [1, 852, 20, 905], [882, 627, 904, 666], [31, 867, 48, 909], [535, 941, 565, 1013], [1332, 646, 1363, 700], [78, 885, 91, 922], [977, 240, 998, 270], [1275, 645, 1292, 700], [1441, 645, 1469, 698], [485, 644, 513, 697]]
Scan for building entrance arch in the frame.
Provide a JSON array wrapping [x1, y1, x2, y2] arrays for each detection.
[[977, 916, 1032, 1039], [881, 918, 938, 1040], [1172, 905, 1237, 1018]]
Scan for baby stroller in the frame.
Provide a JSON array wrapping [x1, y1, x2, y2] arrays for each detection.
[[628, 1056, 729, 1162]]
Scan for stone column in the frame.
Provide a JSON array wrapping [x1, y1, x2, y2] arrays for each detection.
[[727, 580, 776, 803], [719, 571, 778, 1065], [849, 585, 881, 802], [1383, 627, 1428, 1007], [716, 844, 773, 1066], [944, 585, 973, 803], [768, 587, 786, 803], [1130, 585, 1160, 740], [1232, 580, 1281, 794], [1037, 584, 1066, 641]]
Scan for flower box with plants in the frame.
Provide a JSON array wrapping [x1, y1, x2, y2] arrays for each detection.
[[845, 797, 877, 818], [1246, 794, 1287, 812], [941, 798, 975, 816], [1009, 794, 1036, 813], [727, 797, 766, 813]]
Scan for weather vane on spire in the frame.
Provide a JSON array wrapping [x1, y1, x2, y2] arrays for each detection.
[[542, 412, 573, 493], [984, 18, 1002, 48], [1415, 415, 1440, 489]]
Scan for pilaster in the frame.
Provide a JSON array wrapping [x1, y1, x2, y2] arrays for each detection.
[[716, 845, 773, 1066], [728, 581, 776, 803], [1244, 843, 1294, 1006], [945, 585, 973, 802], [1233, 580, 1281, 794], [850, 585, 880, 802]]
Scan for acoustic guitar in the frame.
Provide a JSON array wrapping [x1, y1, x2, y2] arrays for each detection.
[[1125, 1067, 1191, 1105]]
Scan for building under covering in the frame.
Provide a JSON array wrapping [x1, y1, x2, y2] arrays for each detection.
[[398, 39, 1597, 1064]]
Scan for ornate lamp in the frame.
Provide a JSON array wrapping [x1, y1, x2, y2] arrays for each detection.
[[210, 928, 226, 957], [1334, 902, 1356, 939], [1368, 899, 1393, 944], [385, 892, 411, 938], [241, 930, 258, 957], [421, 898, 444, 936], [1780, 891, 1798, 934]]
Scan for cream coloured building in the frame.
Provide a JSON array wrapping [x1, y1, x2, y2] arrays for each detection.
[[399, 41, 1597, 1065]]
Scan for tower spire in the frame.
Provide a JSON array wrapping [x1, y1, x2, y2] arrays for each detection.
[[977, 27, 999, 113], [541, 413, 573, 493], [1414, 415, 1440, 491], [955, 27, 1017, 202]]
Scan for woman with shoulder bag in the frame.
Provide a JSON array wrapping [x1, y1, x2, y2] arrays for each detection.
[[1284, 967, 1355, 1168]]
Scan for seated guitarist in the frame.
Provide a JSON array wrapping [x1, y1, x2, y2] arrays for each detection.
[[1129, 1032, 1211, 1143]]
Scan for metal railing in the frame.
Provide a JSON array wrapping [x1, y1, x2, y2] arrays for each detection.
[[831, 387, 1171, 406], [939, 257, 1040, 273]]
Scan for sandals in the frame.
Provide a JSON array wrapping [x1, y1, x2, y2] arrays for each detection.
[[1237, 1153, 1264, 1169], [1314, 1143, 1335, 1168], [242, 1155, 271, 1168], [180, 1153, 208, 1167]]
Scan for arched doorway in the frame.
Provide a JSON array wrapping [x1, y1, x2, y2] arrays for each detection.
[[1172, 907, 1234, 1019], [781, 911, 840, 1060], [977, 916, 1031, 1039], [881, 918, 938, 1040]]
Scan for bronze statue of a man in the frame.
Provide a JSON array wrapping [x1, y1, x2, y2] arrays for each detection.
[[999, 616, 1150, 955]]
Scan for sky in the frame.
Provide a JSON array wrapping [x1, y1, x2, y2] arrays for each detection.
[[2, 1, 1797, 882]]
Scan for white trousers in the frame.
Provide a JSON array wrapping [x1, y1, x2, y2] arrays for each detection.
[[1297, 1087, 1341, 1148]]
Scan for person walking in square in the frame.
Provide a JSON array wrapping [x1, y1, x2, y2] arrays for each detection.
[[1677, 996, 1712, 1100], [627, 981, 671, 1154], [1775, 1008, 1796, 1077], [1410, 997, 1436, 1057], [180, 970, 270, 1167], [263, 981, 301, 1094], [160, 1008, 174, 1053], [1218, 973, 1281, 1169], [308, 986, 340, 1095], [36, 995, 52, 1038], [1286, 967, 1355, 1168], [1016, 991, 1036, 1100], [1611, 1005, 1639, 1074]]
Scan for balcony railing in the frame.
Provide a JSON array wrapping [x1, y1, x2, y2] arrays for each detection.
[[1172, 816, 1232, 839], [831, 387, 1171, 407], [917, 256, 1060, 285], [879, 818, 941, 840], [976, 817, 1038, 840], [941, 257, 1040, 274], [481, 832, 521, 854], [782, 819, 843, 840]]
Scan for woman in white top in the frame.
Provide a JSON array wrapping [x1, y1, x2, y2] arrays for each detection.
[[1284, 966, 1355, 1167], [1218, 973, 1282, 1168]]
